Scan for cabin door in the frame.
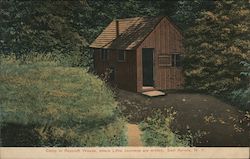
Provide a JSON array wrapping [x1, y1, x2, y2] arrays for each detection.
[[142, 48, 154, 86]]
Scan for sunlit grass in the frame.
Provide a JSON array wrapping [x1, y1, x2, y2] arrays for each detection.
[[0, 54, 127, 146]]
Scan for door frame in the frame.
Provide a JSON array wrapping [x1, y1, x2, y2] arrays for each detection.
[[142, 48, 155, 87]]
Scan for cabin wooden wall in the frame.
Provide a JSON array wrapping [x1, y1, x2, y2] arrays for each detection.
[[93, 49, 137, 92], [136, 17, 184, 92]]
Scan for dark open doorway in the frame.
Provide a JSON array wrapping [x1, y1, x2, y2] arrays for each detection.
[[142, 48, 154, 87]]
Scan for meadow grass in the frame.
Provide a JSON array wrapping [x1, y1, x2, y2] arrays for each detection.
[[0, 54, 127, 146]]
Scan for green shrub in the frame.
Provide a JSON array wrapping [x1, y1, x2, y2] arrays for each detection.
[[229, 88, 250, 110], [228, 61, 250, 110], [49, 49, 93, 69], [0, 55, 126, 146], [140, 108, 192, 147]]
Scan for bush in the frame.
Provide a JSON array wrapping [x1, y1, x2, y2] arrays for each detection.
[[0, 55, 126, 146], [228, 61, 250, 110], [50, 49, 93, 69], [229, 88, 250, 110], [140, 108, 192, 147]]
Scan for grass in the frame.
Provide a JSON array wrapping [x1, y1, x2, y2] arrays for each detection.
[[140, 108, 192, 147], [0, 54, 127, 146]]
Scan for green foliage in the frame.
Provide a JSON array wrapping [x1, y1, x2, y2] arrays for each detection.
[[83, 0, 163, 42], [0, 0, 183, 69], [1, 0, 216, 69], [0, 55, 126, 146], [184, 0, 250, 95], [229, 87, 250, 110], [140, 108, 191, 147], [0, 0, 90, 67], [0, 0, 88, 54], [173, 0, 215, 30], [36, 118, 127, 147], [229, 61, 250, 110]]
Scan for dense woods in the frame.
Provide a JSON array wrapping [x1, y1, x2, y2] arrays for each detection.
[[0, 0, 249, 146], [0, 0, 214, 56], [184, 0, 250, 109]]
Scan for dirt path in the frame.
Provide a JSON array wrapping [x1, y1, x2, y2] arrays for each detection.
[[127, 123, 143, 146], [118, 90, 250, 146]]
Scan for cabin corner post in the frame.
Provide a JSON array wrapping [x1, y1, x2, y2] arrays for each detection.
[[136, 47, 143, 92]]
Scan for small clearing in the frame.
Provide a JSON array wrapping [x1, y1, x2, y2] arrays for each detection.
[[118, 90, 250, 146]]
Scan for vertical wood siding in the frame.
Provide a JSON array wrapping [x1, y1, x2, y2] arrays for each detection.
[[93, 49, 137, 92], [136, 17, 184, 92]]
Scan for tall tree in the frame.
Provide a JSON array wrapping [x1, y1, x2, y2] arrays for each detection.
[[82, 0, 182, 42], [0, 0, 87, 56], [154, 0, 179, 17], [83, 0, 161, 42], [184, 0, 250, 94], [173, 0, 215, 30]]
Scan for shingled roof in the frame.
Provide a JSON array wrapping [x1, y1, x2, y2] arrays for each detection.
[[89, 16, 164, 50]]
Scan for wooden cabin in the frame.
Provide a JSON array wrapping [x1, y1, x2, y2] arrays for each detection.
[[89, 16, 184, 93]]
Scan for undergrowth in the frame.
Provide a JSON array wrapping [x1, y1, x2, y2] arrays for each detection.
[[140, 108, 192, 147]]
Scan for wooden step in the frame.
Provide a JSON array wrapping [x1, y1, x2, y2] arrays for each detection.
[[142, 90, 165, 97]]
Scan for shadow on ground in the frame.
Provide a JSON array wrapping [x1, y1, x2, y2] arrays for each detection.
[[117, 90, 250, 147], [1, 123, 41, 146]]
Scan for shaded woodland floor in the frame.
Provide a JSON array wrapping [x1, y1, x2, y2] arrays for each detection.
[[117, 90, 250, 147]]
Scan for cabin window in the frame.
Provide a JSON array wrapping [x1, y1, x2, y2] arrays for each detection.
[[100, 49, 108, 61], [158, 55, 171, 67], [171, 54, 182, 67], [118, 50, 126, 62]]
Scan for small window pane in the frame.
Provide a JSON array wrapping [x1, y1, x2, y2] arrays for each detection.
[[176, 54, 181, 67], [171, 54, 175, 67], [171, 54, 182, 67]]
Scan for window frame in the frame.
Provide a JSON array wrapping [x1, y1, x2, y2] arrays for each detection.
[[117, 50, 126, 62], [171, 53, 182, 67]]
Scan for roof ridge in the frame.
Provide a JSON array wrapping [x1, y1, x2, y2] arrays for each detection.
[[115, 15, 163, 21]]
